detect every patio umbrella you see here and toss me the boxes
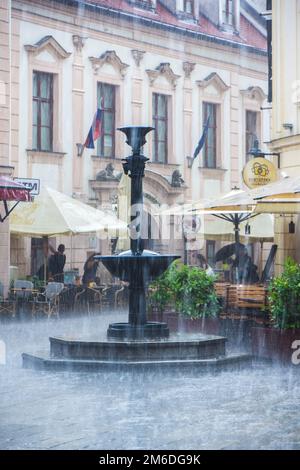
[0,176,32,222]
[10,186,127,236]
[252,175,300,214]
[202,213,274,243]
[10,187,127,284]
[187,188,260,282]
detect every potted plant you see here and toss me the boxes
[252,258,300,363]
[147,262,177,329]
[148,261,220,334]
[171,262,220,333]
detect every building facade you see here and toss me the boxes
[0,0,268,290]
[267,0,300,272]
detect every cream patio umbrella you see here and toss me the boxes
[252,175,300,214]
[202,214,274,243]
[10,187,128,283]
[185,188,269,281]
[10,186,127,236]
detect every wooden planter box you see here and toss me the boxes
[178,315,220,335]
[148,308,179,333]
[251,327,300,364]
[148,309,220,335]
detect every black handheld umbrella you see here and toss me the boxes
[215,242,246,263]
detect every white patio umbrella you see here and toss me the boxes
[252,175,300,214]
[10,186,127,236]
[9,187,128,283]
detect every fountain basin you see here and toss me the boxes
[96,250,180,285]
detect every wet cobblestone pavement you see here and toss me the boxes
[0,311,300,450]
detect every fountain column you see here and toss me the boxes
[96,126,180,340]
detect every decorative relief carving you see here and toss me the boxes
[131,49,145,67]
[89,51,129,77]
[183,61,195,79]
[197,72,230,92]
[72,35,86,53]
[146,63,180,89]
[25,35,71,59]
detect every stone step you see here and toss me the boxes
[22,351,253,373]
[49,334,227,361]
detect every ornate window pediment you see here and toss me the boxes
[240,86,267,102]
[24,36,71,60]
[146,63,180,89]
[89,51,129,77]
[197,72,230,94]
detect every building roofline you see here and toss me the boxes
[50,0,267,57]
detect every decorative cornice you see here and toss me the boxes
[183,61,195,79]
[131,49,145,67]
[72,35,86,53]
[197,72,230,92]
[24,35,71,59]
[240,86,267,101]
[89,51,129,77]
[146,63,181,89]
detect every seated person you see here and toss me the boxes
[82,253,101,287]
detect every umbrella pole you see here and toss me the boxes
[70,234,73,269]
[260,239,264,278]
[234,214,240,283]
[43,236,48,286]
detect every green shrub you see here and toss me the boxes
[268,258,300,329]
[149,261,219,319]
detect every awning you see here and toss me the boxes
[0,176,31,202]
[0,176,32,222]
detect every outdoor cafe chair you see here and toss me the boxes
[32,282,64,318]
[11,280,35,317]
[74,285,104,316]
[0,282,16,318]
[12,280,34,299]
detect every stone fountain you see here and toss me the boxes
[22,126,252,372]
[97,126,179,340]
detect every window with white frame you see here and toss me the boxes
[184,0,194,15]
[222,0,234,26]
[32,71,53,152]
[152,93,168,163]
[202,102,218,169]
[245,110,259,162]
[97,82,116,158]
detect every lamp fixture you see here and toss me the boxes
[247,137,281,168]
[289,218,295,234]
[283,123,293,131]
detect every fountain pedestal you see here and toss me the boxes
[95,127,180,340]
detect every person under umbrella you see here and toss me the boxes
[48,244,66,283]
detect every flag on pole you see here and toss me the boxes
[84,108,103,149]
[192,115,210,161]
[78,108,103,156]
[188,115,210,167]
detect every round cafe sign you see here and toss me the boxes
[242,157,277,189]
